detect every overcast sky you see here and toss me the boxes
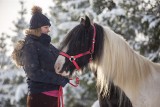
[0,0,54,35]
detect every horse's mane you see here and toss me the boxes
[94,26,153,96]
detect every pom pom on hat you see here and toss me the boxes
[29,6,51,29]
[31,6,42,15]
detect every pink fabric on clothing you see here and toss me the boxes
[42,90,59,97]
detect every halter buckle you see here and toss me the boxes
[89,49,93,54]
[92,39,95,43]
[69,56,76,62]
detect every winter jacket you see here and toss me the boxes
[21,34,69,94]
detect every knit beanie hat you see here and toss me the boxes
[29,6,51,29]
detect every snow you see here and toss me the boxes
[141,15,160,29]
[62,0,88,9]
[135,31,148,42]
[110,8,126,16]
[112,0,122,5]
[57,12,70,22]
[0,69,27,105]
[80,72,95,85]
[141,15,156,23]
[91,100,100,107]
[143,0,156,5]
[0,69,24,80]
[147,48,160,61]
[15,83,27,102]
[98,7,126,22]
[49,18,59,38]
[149,18,160,29]
[58,21,79,31]
[84,7,97,21]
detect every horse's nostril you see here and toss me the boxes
[57,66,60,70]
[55,63,61,71]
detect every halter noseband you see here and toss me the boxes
[60,24,96,71]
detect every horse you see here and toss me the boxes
[54,16,160,107]
[55,16,133,107]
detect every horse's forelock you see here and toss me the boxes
[59,24,83,50]
[61,24,93,52]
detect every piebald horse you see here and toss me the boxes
[54,16,160,107]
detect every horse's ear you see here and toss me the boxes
[80,18,85,25]
[84,15,91,28]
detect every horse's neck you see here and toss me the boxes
[114,62,160,107]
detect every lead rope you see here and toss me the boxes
[57,78,79,107]
[69,77,80,87]
[58,86,64,107]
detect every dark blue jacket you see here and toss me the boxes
[21,34,69,94]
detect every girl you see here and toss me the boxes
[12,6,69,107]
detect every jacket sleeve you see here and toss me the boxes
[22,43,69,87]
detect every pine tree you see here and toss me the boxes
[94,0,137,40]
[113,0,160,61]
[96,0,160,62]
[11,0,28,43]
[137,0,160,62]
[0,1,28,107]
[49,0,93,44]
[91,0,116,14]
[0,33,11,69]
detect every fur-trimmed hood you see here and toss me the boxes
[11,40,25,67]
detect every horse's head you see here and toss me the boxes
[54,16,104,77]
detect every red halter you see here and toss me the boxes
[57,24,96,107]
[59,24,96,71]
[58,25,96,107]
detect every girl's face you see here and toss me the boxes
[41,26,50,34]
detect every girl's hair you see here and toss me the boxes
[25,28,41,37]
[11,40,25,67]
